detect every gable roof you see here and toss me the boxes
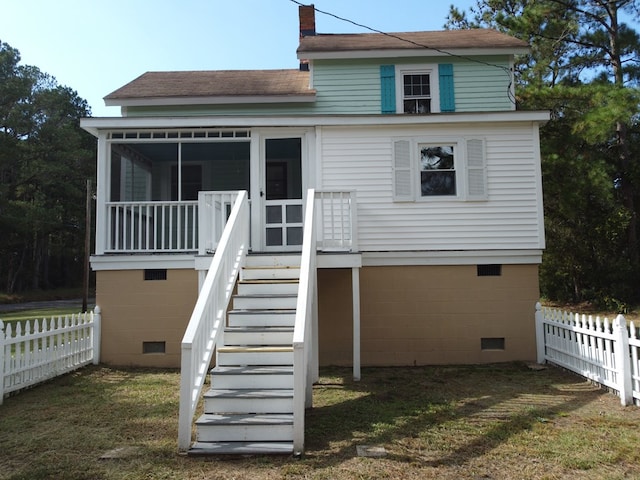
[104,69,314,106]
[297,29,529,58]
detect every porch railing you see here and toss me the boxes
[106,201,198,253]
[293,188,319,455]
[177,191,249,451]
[102,190,357,255]
[316,190,357,252]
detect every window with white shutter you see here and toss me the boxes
[392,137,488,202]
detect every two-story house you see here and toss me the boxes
[81,5,547,455]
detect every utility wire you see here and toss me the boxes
[290,0,517,105]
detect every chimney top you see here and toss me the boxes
[299,4,316,38]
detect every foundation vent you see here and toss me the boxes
[481,337,505,350]
[477,264,502,276]
[144,269,167,281]
[143,341,166,354]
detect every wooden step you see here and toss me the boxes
[217,346,294,366]
[237,280,299,296]
[195,413,294,442]
[241,266,300,281]
[210,366,293,389]
[244,255,301,268]
[227,309,295,328]
[232,294,297,310]
[188,441,294,456]
[203,388,294,414]
[224,326,293,346]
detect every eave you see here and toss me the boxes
[80,111,550,137]
[297,47,529,61]
[104,94,317,108]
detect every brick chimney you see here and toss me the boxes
[299,4,316,38]
[298,4,315,71]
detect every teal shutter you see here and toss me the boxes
[380,65,396,114]
[438,64,455,112]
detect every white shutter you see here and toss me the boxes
[393,140,413,201]
[466,138,488,201]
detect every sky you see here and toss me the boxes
[0,0,478,117]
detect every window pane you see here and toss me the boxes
[421,171,457,196]
[266,228,283,246]
[266,205,282,224]
[287,227,303,245]
[286,204,303,223]
[403,74,430,96]
[420,146,454,170]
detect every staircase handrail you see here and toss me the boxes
[178,190,249,452]
[292,188,318,456]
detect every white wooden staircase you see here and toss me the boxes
[188,254,301,456]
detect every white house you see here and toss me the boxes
[81,5,548,455]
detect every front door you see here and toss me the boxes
[262,137,303,252]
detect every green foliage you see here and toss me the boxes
[0,40,96,293]
[448,1,640,304]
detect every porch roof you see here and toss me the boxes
[297,29,530,59]
[104,69,315,106]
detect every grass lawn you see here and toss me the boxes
[0,307,91,325]
[1,363,639,480]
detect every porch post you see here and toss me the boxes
[94,133,109,255]
[352,266,361,381]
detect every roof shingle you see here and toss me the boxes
[105,69,313,101]
[297,29,528,54]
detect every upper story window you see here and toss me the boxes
[403,74,432,114]
[396,65,441,114]
[380,64,454,114]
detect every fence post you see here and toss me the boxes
[613,314,633,406]
[535,302,546,364]
[92,306,101,365]
[0,320,5,405]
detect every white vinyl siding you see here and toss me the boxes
[318,123,543,251]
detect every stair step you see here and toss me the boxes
[195,413,294,442]
[224,326,293,346]
[210,366,293,389]
[237,280,299,295]
[204,388,294,414]
[232,294,297,310]
[217,346,294,366]
[244,255,301,268]
[188,441,294,456]
[241,267,300,281]
[227,309,295,327]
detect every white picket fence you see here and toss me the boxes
[0,307,101,404]
[535,302,640,406]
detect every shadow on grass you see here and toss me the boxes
[304,363,606,468]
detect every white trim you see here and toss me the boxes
[352,266,361,382]
[81,111,549,136]
[361,250,543,266]
[532,122,546,249]
[105,94,317,108]
[90,254,196,270]
[317,253,362,268]
[298,48,528,60]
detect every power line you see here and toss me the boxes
[289,0,517,105]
